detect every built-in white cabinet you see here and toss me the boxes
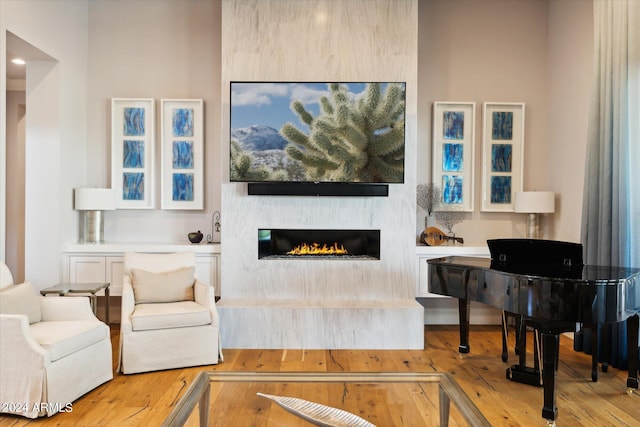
[415,245,490,297]
[63,243,221,296]
[67,255,124,295]
[416,245,500,325]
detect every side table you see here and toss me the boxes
[40,282,110,324]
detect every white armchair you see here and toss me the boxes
[118,251,222,374]
[0,278,113,418]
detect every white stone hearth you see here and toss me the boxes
[217,298,424,349]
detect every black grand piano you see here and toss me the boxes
[427,239,640,425]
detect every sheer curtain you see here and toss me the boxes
[579,0,640,368]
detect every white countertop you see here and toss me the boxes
[415,244,489,256]
[63,242,221,254]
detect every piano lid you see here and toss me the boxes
[429,256,640,283]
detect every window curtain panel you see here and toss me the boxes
[577,0,640,369]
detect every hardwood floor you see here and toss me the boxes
[1,325,639,426]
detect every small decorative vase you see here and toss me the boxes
[188,231,203,244]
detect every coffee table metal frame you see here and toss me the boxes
[161,371,490,427]
[40,282,110,324]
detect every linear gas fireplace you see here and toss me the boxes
[258,229,381,260]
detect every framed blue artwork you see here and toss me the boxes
[111,98,155,209]
[161,99,204,210]
[481,102,525,212]
[432,102,475,211]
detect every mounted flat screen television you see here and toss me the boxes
[230,82,406,195]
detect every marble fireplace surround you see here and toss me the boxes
[218,0,421,350]
[217,185,425,350]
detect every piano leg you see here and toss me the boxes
[591,324,600,382]
[541,332,560,423]
[501,311,508,362]
[458,298,470,353]
[626,314,639,392]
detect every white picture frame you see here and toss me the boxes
[432,102,476,212]
[160,99,204,210]
[481,102,525,212]
[111,98,155,209]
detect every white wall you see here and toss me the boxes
[546,0,593,242]
[1,0,88,289]
[419,0,549,243]
[418,0,592,245]
[5,90,25,282]
[87,0,222,243]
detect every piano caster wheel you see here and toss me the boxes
[627,387,634,395]
[545,419,556,427]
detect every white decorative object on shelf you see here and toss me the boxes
[514,191,555,239]
[257,392,375,427]
[74,188,115,243]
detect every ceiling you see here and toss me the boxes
[6,50,26,79]
[6,31,57,81]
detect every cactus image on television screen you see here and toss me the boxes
[230,82,406,183]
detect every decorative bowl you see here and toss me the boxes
[188,231,203,244]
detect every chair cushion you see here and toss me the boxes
[131,301,211,331]
[29,320,109,361]
[131,266,195,303]
[0,281,42,324]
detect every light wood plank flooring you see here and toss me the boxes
[1,325,639,426]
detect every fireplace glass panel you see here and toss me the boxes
[258,229,381,260]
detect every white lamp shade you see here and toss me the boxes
[74,188,116,211]
[514,191,555,213]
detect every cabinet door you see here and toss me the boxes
[195,254,219,296]
[106,256,124,296]
[417,256,447,298]
[69,256,107,283]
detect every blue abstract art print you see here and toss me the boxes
[123,108,145,136]
[490,176,511,203]
[492,111,513,140]
[491,144,512,172]
[442,175,463,204]
[482,103,523,211]
[172,173,194,201]
[122,172,145,201]
[112,99,155,209]
[123,140,144,168]
[172,141,194,169]
[173,108,194,137]
[443,143,464,172]
[443,111,464,140]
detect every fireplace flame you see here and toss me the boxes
[286,242,348,256]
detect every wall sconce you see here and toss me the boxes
[514,191,555,239]
[74,188,115,243]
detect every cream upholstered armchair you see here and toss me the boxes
[119,251,222,374]
[0,264,113,418]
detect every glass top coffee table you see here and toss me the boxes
[162,372,490,427]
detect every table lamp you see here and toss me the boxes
[74,188,115,243]
[514,191,555,239]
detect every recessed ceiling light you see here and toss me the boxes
[12,58,26,65]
